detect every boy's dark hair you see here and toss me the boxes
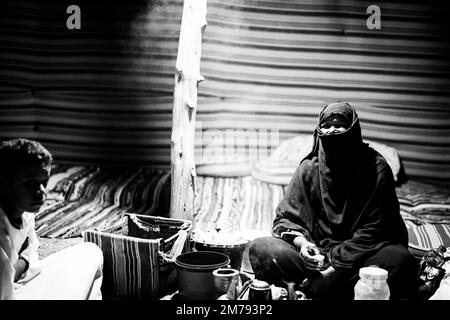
[0,138,53,176]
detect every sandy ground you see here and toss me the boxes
[38,237,84,259]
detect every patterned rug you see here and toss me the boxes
[35,165,283,239]
[193,176,284,235]
[36,165,450,253]
[36,165,171,238]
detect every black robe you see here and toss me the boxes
[272,102,408,270]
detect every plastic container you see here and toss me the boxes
[354,266,390,300]
[175,251,230,300]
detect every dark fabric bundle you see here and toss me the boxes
[272,102,408,270]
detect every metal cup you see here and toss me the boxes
[248,279,272,301]
[213,268,240,298]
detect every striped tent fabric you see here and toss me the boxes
[0,0,449,186]
[0,0,183,169]
[198,0,450,186]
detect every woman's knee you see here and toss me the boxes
[377,244,417,273]
[249,237,305,281]
[249,237,276,259]
[365,244,418,299]
[249,237,296,262]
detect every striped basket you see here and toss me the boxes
[83,214,192,300]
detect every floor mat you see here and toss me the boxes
[36,165,284,239]
[36,165,450,244]
[36,165,171,238]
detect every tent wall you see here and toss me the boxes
[1,0,449,185]
[199,0,450,185]
[0,0,183,167]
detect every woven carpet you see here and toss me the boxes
[36,165,171,238]
[36,165,284,239]
[36,166,449,247]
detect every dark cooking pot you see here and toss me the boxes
[175,251,230,300]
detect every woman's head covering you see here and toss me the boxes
[320,113,350,130]
[302,102,366,225]
[318,102,354,130]
[317,102,364,167]
[303,102,364,167]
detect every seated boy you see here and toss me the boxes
[0,138,103,300]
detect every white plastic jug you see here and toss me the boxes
[354,266,390,300]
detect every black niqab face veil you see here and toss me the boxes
[304,102,365,225]
[317,102,363,168]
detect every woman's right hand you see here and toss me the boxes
[296,238,323,271]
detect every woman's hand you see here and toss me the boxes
[294,236,324,271]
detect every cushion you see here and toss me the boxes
[397,181,450,224]
[404,220,450,257]
[365,140,402,182]
[251,135,403,185]
[196,162,252,177]
[251,135,313,185]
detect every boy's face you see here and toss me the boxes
[2,163,51,218]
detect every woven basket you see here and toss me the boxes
[83,213,191,300]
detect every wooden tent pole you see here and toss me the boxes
[170,0,207,220]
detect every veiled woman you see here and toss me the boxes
[249,102,418,300]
